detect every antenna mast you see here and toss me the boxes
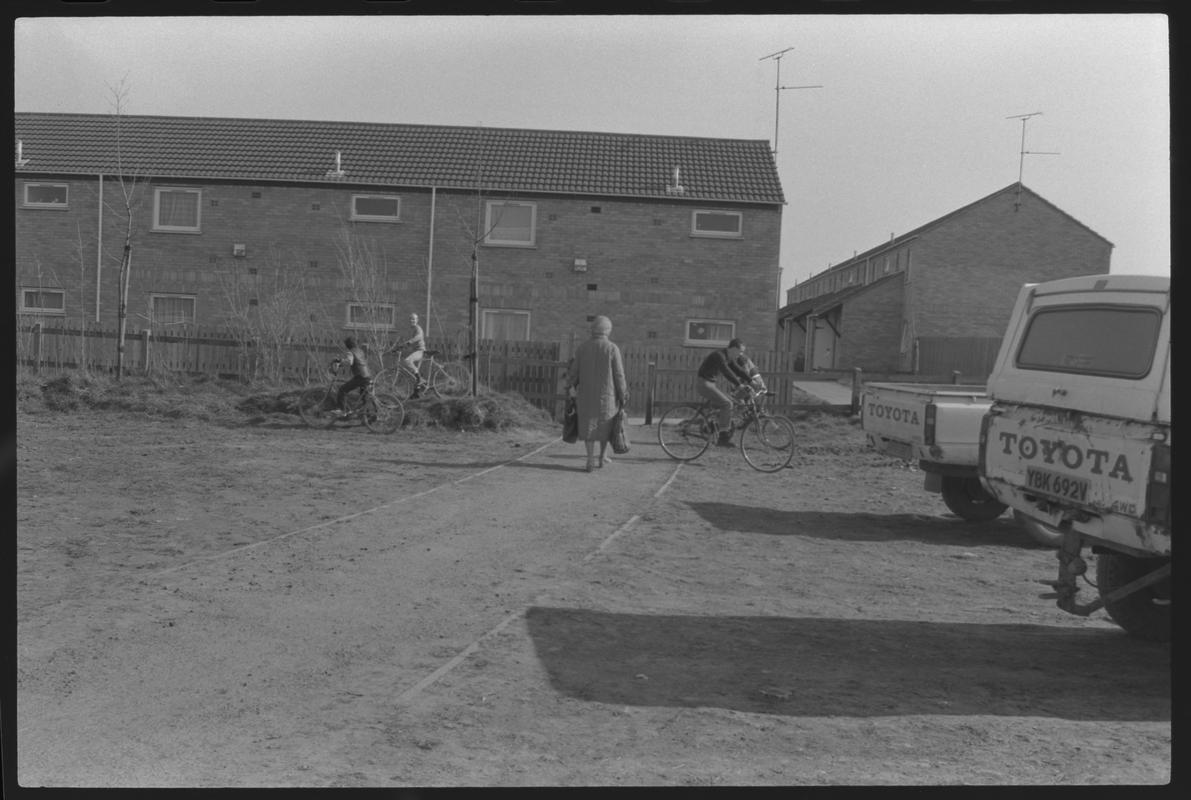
[760,47,822,156]
[1006,112,1060,206]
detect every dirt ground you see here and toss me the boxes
[14,403,1171,788]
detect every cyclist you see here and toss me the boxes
[392,312,427,397]
[696,337,753,447]
[330,336,372,417]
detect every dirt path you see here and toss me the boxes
[15,411,1170,787]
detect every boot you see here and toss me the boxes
[716,431,734,447]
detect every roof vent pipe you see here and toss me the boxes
[16,139,29,167]
[326,150,345,178]
[666,165,685,195]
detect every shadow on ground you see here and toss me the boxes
[526,606,1170,721]
[685,502,1049,548]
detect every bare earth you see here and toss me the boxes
[15,407,1171,787]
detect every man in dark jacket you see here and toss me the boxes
[696,338,752,446]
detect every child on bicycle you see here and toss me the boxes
[331,336,372,417]
[392,312,427,397]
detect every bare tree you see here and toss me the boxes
[106,78,145,380]
[217,248,327,384]
[333,223,403,376]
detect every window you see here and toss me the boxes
[153,187,202,232]
[351,194,401,222]
[482,309,531,341]
[345,302,396,330]
[20,287,65,315]
[685,319,735,347]
[484,201,536,246]
[150,294,196,327]
[23,182,68,208]
[1015,305,1162,379]
[691,210,742,238]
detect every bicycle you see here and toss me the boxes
[388,348,472,400]
[297,369,405,434]
[656,385,796,472]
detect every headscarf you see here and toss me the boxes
[590,315,612,336]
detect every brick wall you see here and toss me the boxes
[908,187,1112,339]
[836,274,905,371]
[16,178,781,353]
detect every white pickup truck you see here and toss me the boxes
[862,382,1062,545]
[979,274,1171,641]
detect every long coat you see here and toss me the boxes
[567,333,627,442]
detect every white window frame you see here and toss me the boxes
[19,287,66,315]
[149,293,197,327]
[345,302,396,331]
[684,318,736,348]
[22,182,69,209]
[481,308,531,341]
[350,194,401,222]
[152,187,202,233]
[691,209,743,239]
[483,200,537,247]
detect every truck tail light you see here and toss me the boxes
[924,402,937,446]
[1145,442,1171,527]
[978,412,992,467]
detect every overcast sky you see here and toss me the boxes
[14,14,1170,299]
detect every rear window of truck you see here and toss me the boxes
[1015,304,1162,379]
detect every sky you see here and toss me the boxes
[13,13,1171,301]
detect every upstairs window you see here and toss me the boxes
[153,187,202,232]
[685,319,735,347]
[351,194,401,222]
[150,294,196,327]
[346,302,396,331]
[20,287,66,315]
[691,210,742,238]
[484,201,536,246]
[23,182,69,208]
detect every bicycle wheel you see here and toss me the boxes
[298,386,337,428]
[389,369,420,400]
[362,392,404,434]
[739,415,795,472]
[434,362,471,395]
[657,404,712,461]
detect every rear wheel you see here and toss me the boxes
[298,386,336,428]
[1012,510,1064,547]
[363,392,404,434]
[657,405,712,461]
[739,415,795,472]
[390,369,420,400]
[940,475,1008,522]
[435,362,471,395]
[1097,552,1171,642]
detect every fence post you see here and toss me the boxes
[645,361,656,425]
[851,367,863,416]
[141,329,152,373]
[32,322,43,374]
[951,369,961,385]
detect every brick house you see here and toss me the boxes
[15,112,784,354]
[776,183,1113,375]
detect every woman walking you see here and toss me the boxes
[566,315,628,472]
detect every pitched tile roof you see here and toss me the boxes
[14,113,785,204]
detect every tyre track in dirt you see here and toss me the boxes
[17,420,682,787]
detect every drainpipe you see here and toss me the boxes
[426,187,436,338]
[96,173,103,322]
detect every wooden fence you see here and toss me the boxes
[19,320,988,421]
[915,336,1003,379]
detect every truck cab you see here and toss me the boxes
[979,274,1170,640]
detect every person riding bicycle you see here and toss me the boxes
[696,338,753,447]
[330,336,372,417]
[392,312,427,398]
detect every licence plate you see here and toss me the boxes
[1026,467,1089,503]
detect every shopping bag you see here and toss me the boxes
[610,408,630,455]
[562,397,579,443]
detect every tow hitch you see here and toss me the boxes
[1040,532,1172,616]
